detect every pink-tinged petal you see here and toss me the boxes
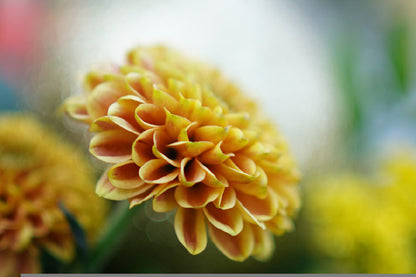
[174,207,207,255]
[213,187,236,209]
[220,127,249,153]
[152,87,178,112]
[87,81,128,119]
[96,172,154,200]
[139,159,179,184]
[153,182,179,213]
[224,112,250,129]
[62,95,91,123]
[125,72,154,101]
[128,186,159,208]
[196,161,228,188]
[132,137,155,167]
[198,142,234,165]
[208,222,255,262]
[252,226,275,261]
[89,129,136,163]
[108,160,144,189]
[193,125,227,145]
[236,189,278,221]
[175,183,222,208]
[152,130,180,167]
[108,95,144,129]
[203,203,243,236]
[236,201,266,230]
[168,141,214,158]
[135,103,166,129]
[179,158,206,187]
[165,110,191,138]
[265,215,294,235]
[232,167,268,198]
[90,116,139,135]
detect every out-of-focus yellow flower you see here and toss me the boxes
[63,46,300,261]
[0,114,107,276]
[305,153,416,273]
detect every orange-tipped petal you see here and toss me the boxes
[135,103,166,129]
[174,207,207,255]
[87,82,128,119]
[203,203,243,236]
[168,141,214,158]
[96,172,154,200]
[90,116,139,135]
[139,159,179,184]
[193,125,226,144]
[237,189,278,221]
[252,226,275,261]
[179,158,206,187]
[108,160,144,189]
[153,182,179,213]
[175,183,222,208]
[90,129,136,163]
[220,127,249,153]
[208,222,255,262]
[213,187,236,209]
[62,95,91,123]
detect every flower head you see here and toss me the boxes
[0,114,107,276]
[305,153,416,273]
[63,46,300,261]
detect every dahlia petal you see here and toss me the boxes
[203,203,243,236]
[193,125,227,144]
[224,112,250,128]
[153,182,179,213]
[107,95,144,128]
[108,160,144,189]
[237,188,278,221]
[168,141,214,157]
[165,110,191,138]
[128,186,159,208]
[132,137,155,167]
[135,103,166,129]
[198,142,234,165]
[236,201,266,229]
[241,142,271,160]
[221,127,249,153]
[139,159,179,184]
[152,87,178,112]
[265,215,294,235]
[208,222,255,262]
[175,183,222,208]
[252,226,275,261]
[212,160,257,183]
[125,72,153,100]
[272,185,301,214]
[166,78,184,99]
[152,130,180,167]
[184,84,202,101]
[90,129,136,163]
[177,97,202,119]
[62,95,91,123]
[201,87,223,109]
[90,116,139,135]
[87,81,128,119]
[213,186,236,209]
[232,167,268,198]
[96,172,154,200]
[196,160,229,187]
[174,207,207,255]
[179,158,206,187]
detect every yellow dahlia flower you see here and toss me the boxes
[306,153,416,273]
[63,46,300,261]
[0,114,107,276]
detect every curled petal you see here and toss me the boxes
[108,160,144,189]
[224,112,250,129]
[90,116,139,135]
[193,125,227,145]
[197,161,228,188]
[198,143,234,165]
[87,81,128,119]
[152,130,180,167]
[139,159,179,184]
[174,207,207,255]
[237,189,278,221]
[179,158,206,187]
[165,110,191,138]
[168,141,213,158]
[135,103,166,129]
[129,186,159,208]
[252,226,275,261]
[232,166,268,198]
[213,187,236,209]
[108,95,144,129]
[236,201,266,230]
[182,83,202,101]
[96,172,154,200]
[125,72,153,100]
[62,96,91,123]
[203,203,243,236]
[152,87,178,112]
[212,158,258,183]
[90,129,137,163]
[175,183,222,208]
[153,182,179,213]
[221,127,248,153]
[132,137,155,167]
[208,222,255,262]
[265,215,295,235]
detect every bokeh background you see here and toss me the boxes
[1,0,415,273]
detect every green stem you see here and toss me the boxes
[87,201,138,272]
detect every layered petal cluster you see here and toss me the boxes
[306,153,416,273]
[63,46,300,261]
[0,114,107,276]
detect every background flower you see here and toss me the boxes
[0,114,107,276]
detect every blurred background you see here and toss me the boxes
[1,0,415,273]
